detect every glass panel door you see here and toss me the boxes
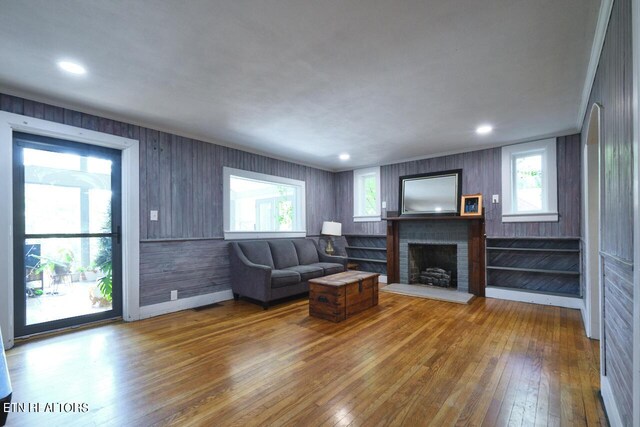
[13,132,122,337]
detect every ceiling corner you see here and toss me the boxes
[576,0,614,131]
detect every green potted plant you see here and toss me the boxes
[93,205,113,302]
[33,248,75,291]
[75,266,87,281]
[97,262,113,303]
[54,248,75,275]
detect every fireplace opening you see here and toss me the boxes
[408,244,457,288]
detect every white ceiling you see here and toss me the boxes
[0,0,600,170]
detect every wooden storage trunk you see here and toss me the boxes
[309,271,379,322]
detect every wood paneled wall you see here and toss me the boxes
[138,129,335,239]
[0,93,336,306]
[140,239,230,306]
[335,134,581,238]
[580,0,634,424]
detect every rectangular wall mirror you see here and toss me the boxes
[399,169,462,215]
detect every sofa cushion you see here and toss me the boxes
[284,264,324,281]
[237,241,275,268]
[271,269,301,288]
[293,239,320,265]
[310,262,344,276]
[268,240,299,269]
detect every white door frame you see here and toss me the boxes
[583,103,602,340]
[0,111,140,350]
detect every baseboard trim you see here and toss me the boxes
[139,289,234,319]
[485,287,583,309]
[580,300,590,337]
[601,376,624,427]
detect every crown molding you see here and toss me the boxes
[576,0,614,130]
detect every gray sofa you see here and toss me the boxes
[229,239,347,309]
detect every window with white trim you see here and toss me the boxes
[223,167,306,239]
[353,166,381,222]
[501,138,558,222]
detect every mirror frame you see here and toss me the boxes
[398,169,463,216]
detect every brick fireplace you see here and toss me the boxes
[386,215,485,296]
[399,221,469,293]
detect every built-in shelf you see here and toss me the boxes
[486,247,580,253]
[345,246,387,251]
[486,237,581,297]
[485,285,583,299]
[486,266,580,275]
[343,235,387,274]
[347,257,387,264]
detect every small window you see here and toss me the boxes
[223,167,306,239]
[513,152,544,212]
[501,138,558,222]
[353,166,381,222]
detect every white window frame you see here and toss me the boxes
[501,138,558,222]
[353,166,381,222]
[223,167,306,239]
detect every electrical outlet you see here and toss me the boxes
[382,201,387,209]
[492,194,500,204]
[170,290,178,301]
[150,210,159,221]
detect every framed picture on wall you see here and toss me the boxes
[461,194,482,216]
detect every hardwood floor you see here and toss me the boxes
[5,293,606,426]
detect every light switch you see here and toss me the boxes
[492,195,500,204]
[150,210,159,221]
[382,201,387,209]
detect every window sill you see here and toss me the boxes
[353,216,381,223]
[502,212,559,223]
[224,231,307,240]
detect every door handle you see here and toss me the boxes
[109,226,121,244]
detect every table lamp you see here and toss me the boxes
[0,328,11,426]
[321,221,342,255]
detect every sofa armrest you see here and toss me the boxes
[229,243,272,302]
[317,251,348,268]
[233,247,272,272]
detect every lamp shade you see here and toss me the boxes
[321,221,342,236]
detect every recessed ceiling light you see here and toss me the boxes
[339,153,350,161]
[57,61,86,75]
[476,124,493,135]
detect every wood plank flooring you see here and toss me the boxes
[5,293,606,426]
